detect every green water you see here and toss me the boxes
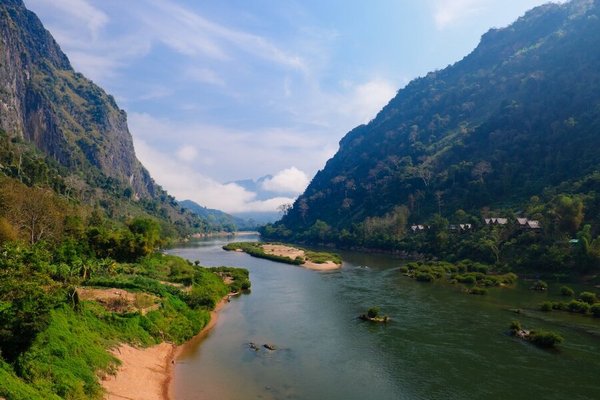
[169,236,600,400]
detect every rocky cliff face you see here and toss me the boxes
[0,0,154,198]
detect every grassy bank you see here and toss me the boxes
[0,247,249,400]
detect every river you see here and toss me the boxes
[168,235,600,400]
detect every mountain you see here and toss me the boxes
[0,0,218,234]
[0,0,154,197]
[273,0,600,245]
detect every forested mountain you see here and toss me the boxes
[0,0,222,235]
[270,0,600,256]
[180,199,260,231]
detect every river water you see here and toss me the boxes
[169,236,600,400]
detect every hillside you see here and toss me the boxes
[180,199,261,231]
[0,0,222,234]
[272,0,600,244]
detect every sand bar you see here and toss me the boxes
[261,244,341,270]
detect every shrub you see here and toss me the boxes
[578,291,597,305]
[567,300,590,314]
[531,280,548,291]
[455,274,476,285]
[367,307,380,319]
[399,266,409,274]
[540,302,553,312]
[529,330,564,348]
[591,304,600,318]
[509,320,522,333]
[469,287,487,295]
[415,271,435,282]
[500,273,518,284]
[560,286,574,296]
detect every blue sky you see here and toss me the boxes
[24,0,559,213]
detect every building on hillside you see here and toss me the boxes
[410,224,428,233]
[526,220,541,230]
[484,217,508,225]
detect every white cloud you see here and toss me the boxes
[128,112,337,183]
[261,167,310,194]
[26,0,108,38]
[133,138,296,213]
[176,145,198,162]
[145,0,306,70]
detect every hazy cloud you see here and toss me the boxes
[176,145,198,162]
[261,167,310,194]
[134,138,296,213]
[430,0,491,29]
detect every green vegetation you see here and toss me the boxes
[223,242,341,267]
[261,1,600,281]
[304,250,342,265]
[367,307,380,319]
[560,286,574,296]
[537,289,600,318]
[529,330,564,348]
[509,321,564,349]
[401,260,517,290]
[0,206,249,399]
[531,280,548,291]
[359,306,389,323]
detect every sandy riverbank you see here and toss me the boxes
[102,298,229,400]
[262,244,341,271]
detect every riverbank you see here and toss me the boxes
[102,298,230,400]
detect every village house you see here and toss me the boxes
[484,217,508,225]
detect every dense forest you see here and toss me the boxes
[264,0,600,275]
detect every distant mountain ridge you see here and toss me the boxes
[276,0,600,239]
[180,200,262,231]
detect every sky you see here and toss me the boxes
[24,0,560,214]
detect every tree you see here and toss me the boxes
[1,183,65,244]
[551,195,584,235]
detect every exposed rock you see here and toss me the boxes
[0,0,155,198]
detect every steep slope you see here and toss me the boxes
[279,0,600,236]
[0,0,235,234]
[0,0,152,197]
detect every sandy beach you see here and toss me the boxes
[102,298,229,400]
[102,342,175,400]
[262,244,342,270]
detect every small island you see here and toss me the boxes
[223,242,342,271]
[359,307,390,323]
[509,320,564,349]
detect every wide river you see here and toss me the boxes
[169,235,600,400]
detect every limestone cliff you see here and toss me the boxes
[0,0,154,198]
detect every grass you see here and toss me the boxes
[1,252,249,400]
